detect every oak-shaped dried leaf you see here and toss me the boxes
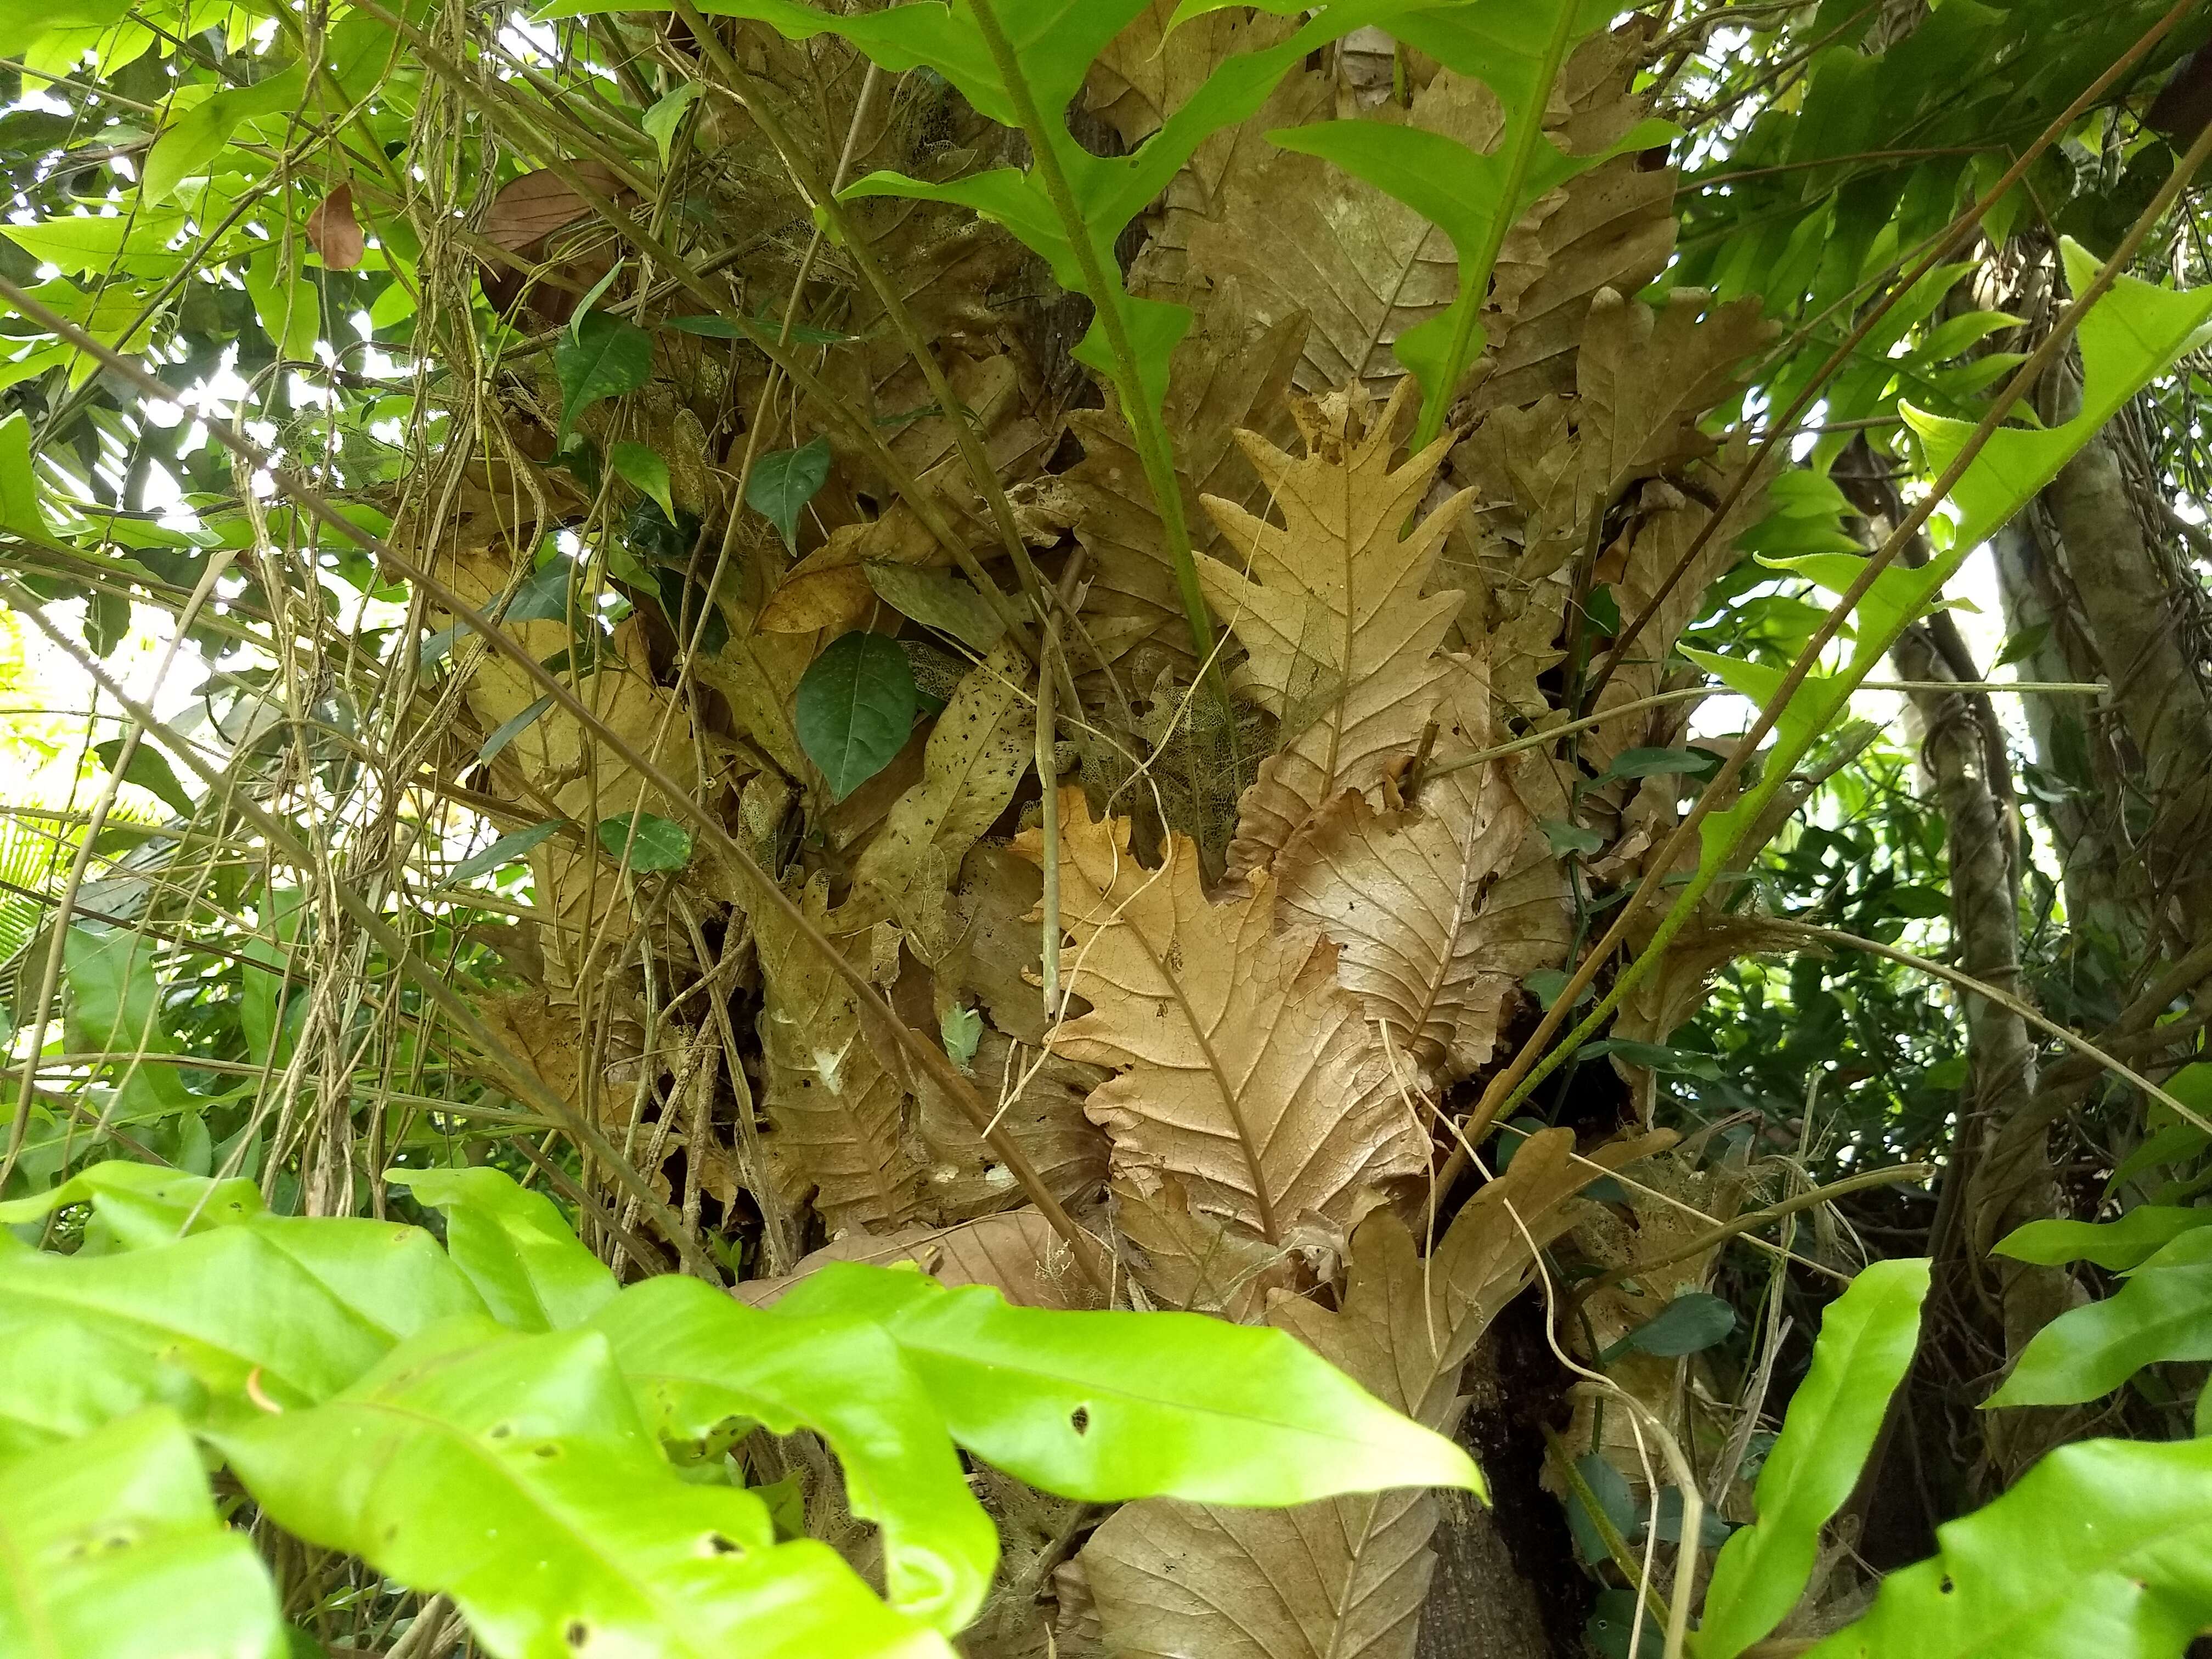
[1064,280,1307,659]
[853,643,1034,956]
[1576,286,1774,507]
[1180,70,1499,399]
[1199,379,1470,876]
[1080,1128,1669,1659]
[1014,789,1424,1246]
[753,874,922,1234]
[1274,668,1544,1091]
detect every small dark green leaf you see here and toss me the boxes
[665,312,855,347]
[795,631,918,802]
[504,561,574,626]
[475,695,554,766]
[555,310,652,439]
[1604,1291,1736,1361]
[1993,620,2050,669]
[447,820,565,885]
[1539,820,1603,856]
[747,436,833,552]
[1593,747,1723,788]
[596,812,693,874]
[93,738,195,818]
[1580,1038,1723,1081]
[1565,1451,1637,1564]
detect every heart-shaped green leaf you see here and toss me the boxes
[747,436,832,552]
[556,310,652,439]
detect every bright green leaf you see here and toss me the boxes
[1989,1263,2212,1408]
[219,1322,951,1659]
[1997,1208,2212,1271]
[777,1264,1485,1506]
[142,69,306,204]
[591,1276,997,1633]
[642,81,700,166]
[385,1166,616,1331]
[1805,1437,2212,1658]
[0,1408,285,1659]
[244,244,319,364]
[611,440,678,522]
[1696,1259,1931,1659]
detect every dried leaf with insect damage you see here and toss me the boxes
[1199,379,1469,877]
[1015,789,1424,1248]
[853,643,1034,957]
[753,875,921,1235]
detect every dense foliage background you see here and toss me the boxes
[7,0,2212,1654]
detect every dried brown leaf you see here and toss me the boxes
[1199,380,1469,876]
[737,1207,1105,1310]
[754,876,921,1234]
[483,160,628,253]
[1064,281,1307,661]
[1178,71,1498,398]
[1015,789,1424,1246]
[916,1026,1108,1225]
[306,182,365,270]
[853,642,1034,955]
[1274,669,1542,1091]
[1110,1171,1305,1321]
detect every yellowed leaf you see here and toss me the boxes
[1015,788,1425,1246]
[853,642,1034,955]
[757,540,877,635]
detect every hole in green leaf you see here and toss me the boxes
[704,1532,744,1556]
[565,1620,590,1648]
[1069,1404,1091,1436]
